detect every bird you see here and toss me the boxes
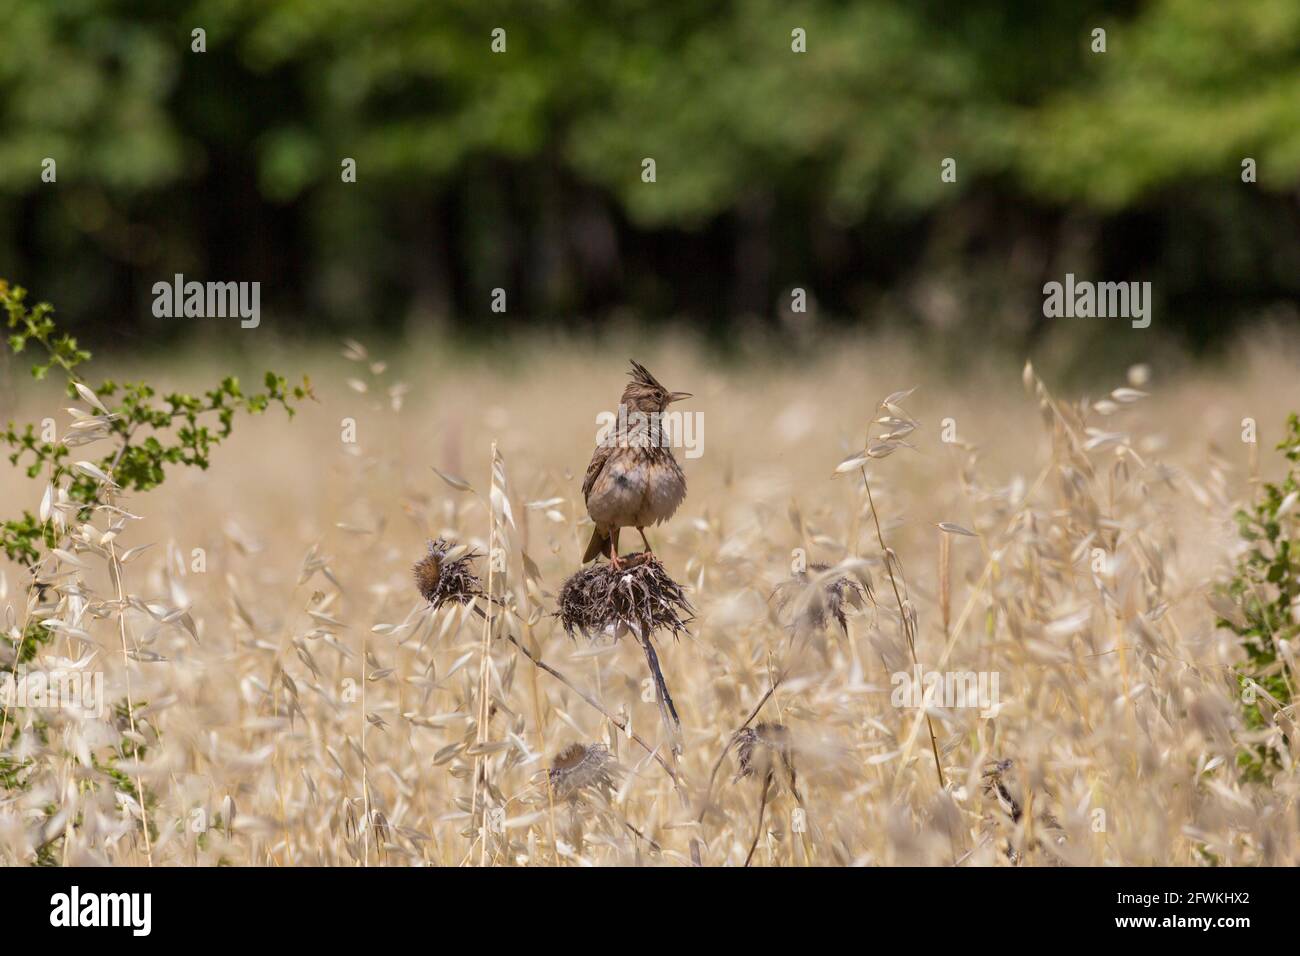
[582,361,691,569]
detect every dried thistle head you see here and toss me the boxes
[557,554,692,640]
[548,743,618,802]
[773,563,868,636]
[413,538,483,609]
[733,722,797,789]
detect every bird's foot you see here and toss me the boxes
[609,551,654,571]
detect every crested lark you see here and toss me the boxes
[582,361,691,568]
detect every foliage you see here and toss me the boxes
[1,1,1298,337]
[6,1,1297,212]
[1219,414,1300,778]
[1,279,312,650]
[1,281,308,861]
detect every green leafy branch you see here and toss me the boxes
[2,279,313,637]
[1218,413,1300,779]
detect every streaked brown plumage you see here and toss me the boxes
[582,361,690,568]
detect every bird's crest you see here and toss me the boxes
[628,360,665,392]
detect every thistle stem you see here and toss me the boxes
[467,600,684,792]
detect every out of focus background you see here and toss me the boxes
[4,2,1300,869]
[1,0,1298,363]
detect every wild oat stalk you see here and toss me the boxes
[842,388,947,791]
[471,443,512,865]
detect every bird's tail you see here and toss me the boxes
[582,527,609,563]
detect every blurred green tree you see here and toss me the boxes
[0,0,1296,345]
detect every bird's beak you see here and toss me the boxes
[668,391,693,404]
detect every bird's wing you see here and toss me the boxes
[582,443,614,505]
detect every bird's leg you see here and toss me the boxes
[637,527,653,555]
[609,527,623,570]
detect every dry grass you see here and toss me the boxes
[1,333,1299,866]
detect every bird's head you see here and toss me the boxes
[620,361,692,414]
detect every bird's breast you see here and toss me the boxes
[586,454,650,526]
[639,455,686,526]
